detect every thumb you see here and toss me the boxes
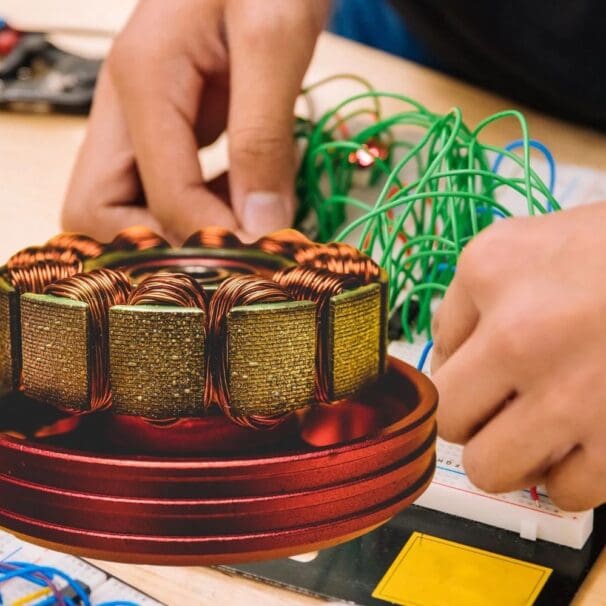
[226,0,328,238]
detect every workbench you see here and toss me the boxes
[0,3,605,603]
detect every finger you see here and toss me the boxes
[546,443,606,511]
[62,66,150,241]
[462,391,580,495]
[431,276,480,373]
[226,0,328,237]
[433,323,515,443]
[108,4,237,242]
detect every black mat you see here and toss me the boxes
[224,504,605,605]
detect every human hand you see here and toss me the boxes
[431,202,606,511]
[62,0,329,243]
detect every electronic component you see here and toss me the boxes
[0,530,164,605]
[0,31,100,113]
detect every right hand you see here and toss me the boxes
[62,0,329,244]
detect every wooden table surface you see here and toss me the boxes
[0,5,605,604]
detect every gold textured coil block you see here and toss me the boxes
[0,277,20,395]
[227,300,317,417]
[20,294,90,410]
[109,305,206,418]
[377,269,389,374]
[328,282,383,401]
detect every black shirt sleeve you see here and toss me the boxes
[390,0,606,130]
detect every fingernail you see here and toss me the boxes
[242,192,289,237]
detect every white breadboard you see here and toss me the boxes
[390,340,594,550]
[0,530,164,605]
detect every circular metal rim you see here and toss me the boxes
[0,433,435,535]
[0,410,435,498]
[3,447,435,536]
[0,358,437,564]
[0,463,434,565]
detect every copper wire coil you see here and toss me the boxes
[182,227,242,249]
[7,259,83,294]
[294,242,381,283]
[253,229,314,259]
[44,269,132,411]
[206,275,293,429]
[46,233,105,260]
[4,236,379,428]
[273,265,363,403]
[128,272,208,313]
[7,246,83,271]
[293,242,356,265]
[108,226,170,252]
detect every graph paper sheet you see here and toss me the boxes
[390,339,593,549]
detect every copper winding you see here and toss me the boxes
[294,242,381,283]
[206,274,292,429]
[3,231,380,428]
[183,227,242,249]
[128,272,208,313]
[108,226,170,252]
[7,246,82,272]
[6,259,83,294]
[44,268,132,411]
[46,233,105,259]
[273,265,363,402]
[253,229,314,259]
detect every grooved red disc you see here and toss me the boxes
[0,435,435,535]
[0,465,433,565]
[0,357,437,564]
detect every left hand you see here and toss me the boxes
[431,201,606,511]
[62,0,329,244]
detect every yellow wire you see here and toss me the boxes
[11,587,51,606]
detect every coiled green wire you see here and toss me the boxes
[295,82,559,342]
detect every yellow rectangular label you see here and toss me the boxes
[373,532,551,606]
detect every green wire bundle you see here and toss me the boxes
[295,77,560,342]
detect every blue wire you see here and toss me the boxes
[435,262,456,273]
[475,206,507,220]
[417,340,433,371]
[11,563,89,605]
[37,599,76,606]
[491,138,556,210]
[0,564,52,583]
[36,598,76,606]
[0,562,143,606]
[0,564,49,589]
[0,562,90,606]
[0,566,56,605]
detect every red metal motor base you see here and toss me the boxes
[0,357,437,565]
